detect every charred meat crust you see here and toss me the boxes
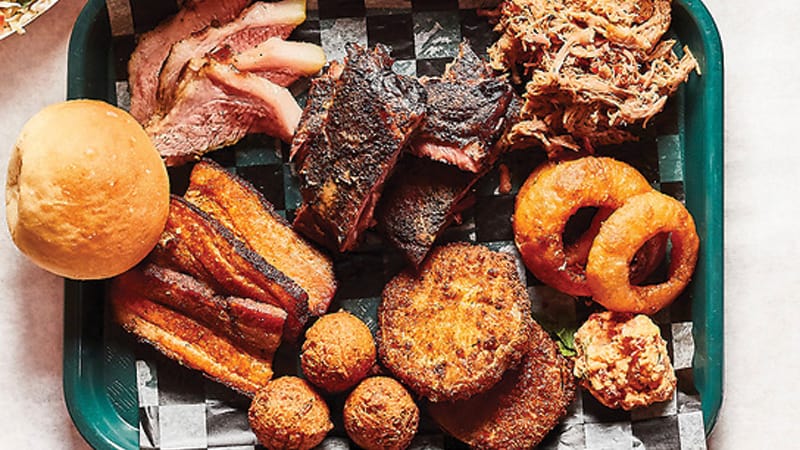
[378,243,532,402]
[184,159,337,316]
[291,44,427,252]
[112,264,286,357]
[410,42,515,173]
[111,292,275,396]
[149,195,310,340]
[429,321,577,450]
[376,157,480,267]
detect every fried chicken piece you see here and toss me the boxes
[574,311,676,410]
[379,243,532,402]
[429,321,576,450]
[344,377,419,450]
[248,377,333,450]
[301,311,376,393]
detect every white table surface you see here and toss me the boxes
[0,0,797,448]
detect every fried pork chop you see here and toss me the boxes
[378,243,532,402]
[291,44,427,252]
[429,320,577,450]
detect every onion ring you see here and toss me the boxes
[586,191,699,314]
[565,208,668,285]
[513,157,655,296]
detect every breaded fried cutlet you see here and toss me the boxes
[429,321,577,450]
[378,243,532,402]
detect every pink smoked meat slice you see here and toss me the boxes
[128,0,251,124]
[157,0,307,112]
[146,61,302,166]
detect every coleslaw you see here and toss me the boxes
[0,0,59,37]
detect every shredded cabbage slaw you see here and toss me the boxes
[0,0,59,38]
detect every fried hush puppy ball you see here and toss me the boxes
[574,312,676,410]
[344,377,420,450]
[301,311,377,393]
[248,377,333,450]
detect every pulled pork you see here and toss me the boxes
[487,0,699,157]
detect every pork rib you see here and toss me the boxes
[146,61,301,166]
[112,264,286,357]
[376,156,479,267]
[291,44,427,252]
[128,0,251,123]
[410,41,515,173]
[157,0,307,111]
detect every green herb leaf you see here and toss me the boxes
[554,327,577,357]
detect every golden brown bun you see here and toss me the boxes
[5,100,170,280]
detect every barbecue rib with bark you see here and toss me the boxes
[291,44,427,252]
[112,292,275,396]
[128,0,251,123]
[184,159,337,316]
[410,41,515,173]
[376,156,479,267]
[146,61,301,166]
[112,264,286,358]
[149,195,309,340]
[157,0,307,111]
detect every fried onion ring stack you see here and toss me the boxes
[514,156,698,314]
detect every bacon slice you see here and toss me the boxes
[112,292,274,396]
[128,0,251,123]
[112,264,286,356]
[184,159,337,316]
[150,196,309,340]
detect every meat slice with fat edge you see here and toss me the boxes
[157,0,307,111]
[146,61,301,166]
[291,44,427,252]
[128,0,251,123]
[211,37,326,88]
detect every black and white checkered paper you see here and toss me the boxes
[106,1,707,448]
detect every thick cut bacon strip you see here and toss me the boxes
[146,61,301,166]
[157,0,307,110]
[112,264,286,357]
[112,292,274,396]
[149,196,309,340]
[128,0,251,123]
[184,160,337,316]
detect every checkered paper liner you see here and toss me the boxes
[105,0,707,448]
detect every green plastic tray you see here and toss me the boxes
[63,0,724,448]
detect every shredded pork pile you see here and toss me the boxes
[487,0,699,156]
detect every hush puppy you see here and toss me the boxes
[248,377,333,450]
[344,377,420,450]
[301,311,376,393]
[574,311,677,410]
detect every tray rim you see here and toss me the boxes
[62,0,725,448]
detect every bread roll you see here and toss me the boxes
[5,100,170,280]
